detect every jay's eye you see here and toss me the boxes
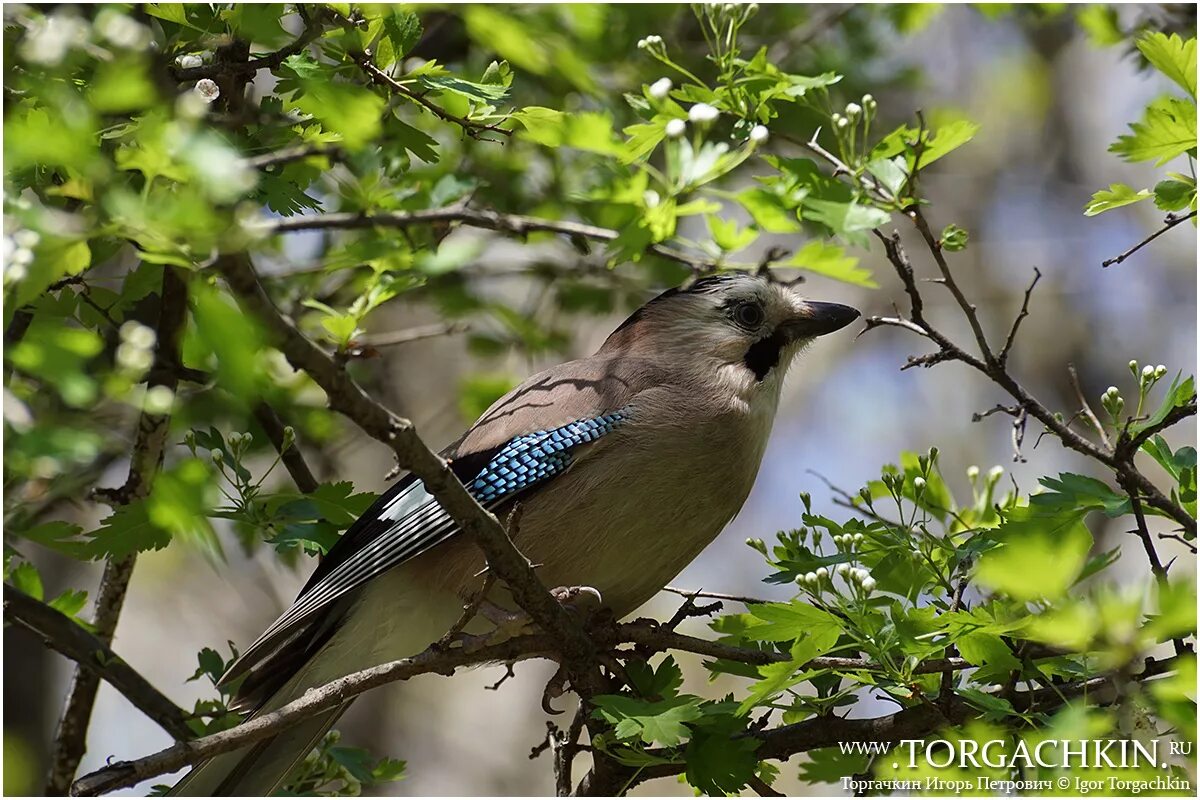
[732,301,765,328]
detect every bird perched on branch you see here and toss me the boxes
[172,272,858,795]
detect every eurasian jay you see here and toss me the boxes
[171,272,859,794]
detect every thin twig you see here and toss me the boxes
[1102,210,1197,268]
[1068,363,1112,450]
[998,267,1041,366]
[241,144,342,171]
[262,206,730,274]
[662,586,771,607]
[353,55,512,139]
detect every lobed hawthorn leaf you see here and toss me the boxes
[1136,32,1197,99]
[1084,183,1152,216]
[1109,96,1197,166]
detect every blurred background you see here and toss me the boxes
[5,3,1196,796]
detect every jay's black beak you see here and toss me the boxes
[782,301,861,340]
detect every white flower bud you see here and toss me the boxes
[836,116,849,128]
[116,343,153,373]
[194,78,220,103]
[1105,386,1119,398]
[643,190,661,208]
[862,93,875,106]
[836,563,851,577]
[120,321,156,349]
[815,567,828,580]
[803,571,818,586]
[860,577,877,593]
[175,54,203,69]
[11,247,34,266]
[913,477,927,491]
[12,230,40,249]
[1128,359,1139,371]
[831,113,842,124]
[988,465,1004,482]
[1142,365,1155,378]
[967,465,980,481]
[5,263,28,284]
[648,77,672,99]
[1155,365,1167,378]
[665,118,686,138]
[211,449,224,464]
[844,102,862,117]
[853,567,870,583]
[852,533,864,544]
[143,386,174,414]
[749,124,769,143]
[688,103,719,124]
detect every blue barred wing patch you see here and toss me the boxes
[227,407,634,682]
[469,408,632,501]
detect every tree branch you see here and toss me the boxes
[1102,210,1197,268]
[4,585,194,742]
[44,266,189,795]
[169,7,327,82]
[352,54,513,139]
[71,613,987,795]
[585,655,1181,795]
[262,206,731,274]
[252,403,320,494]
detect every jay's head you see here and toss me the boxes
[602,272,859,388]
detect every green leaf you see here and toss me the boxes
[786,241,876,287]
[1133,373,1195,437]
[940,223,969,251]
[192,282,267,401]
[1153,178,1196,211]
[512,107,623,156]
[375,10,423,70]
[1110,97,1197,166]
[919,119,981,166]
[8,562,44,601]
[288,70,384,151]
[973,505,1094,601]
[684,714,760,795]
[1084,183,1152,216]
[7,321,102,408]
[48,589,89,619]
[1136,32,1196,99]
[418,75,510,104]
[592,695,704,747]
[744,601,843,645]
[705,215,757,252]
[81,502,171,560]
[737,187,801,233]
[955,632,1020,673]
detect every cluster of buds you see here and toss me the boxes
[836,564,877,594]
[3,229,39,284]
[1101,385,1124,418]
[798,567,829,588]
[1129,359,1168,387]
[832,532,864,550]
[226,431,255,455]
[636,34,665,57]
[116,321,156,375]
